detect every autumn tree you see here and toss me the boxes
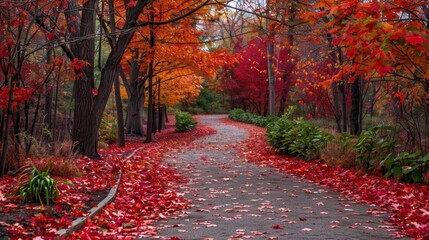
[305,0,429,147]
[22,0,213,157]
[221,37,295,115]
[214,0,315,116]
[116,1,230,141]
[0,1,66,176]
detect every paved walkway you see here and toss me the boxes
[153,115,399,239]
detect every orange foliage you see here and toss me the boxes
[117,1,233,107]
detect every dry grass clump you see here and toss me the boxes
[13,140,81,178]
[30,140,82,178]
[1,132,81,177]
[30,156,82,178]
[52,140,76,158]
[0,137,27,174]
[320,141,359,169]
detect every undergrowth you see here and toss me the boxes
[229,108,429,184]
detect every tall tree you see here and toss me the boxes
[0,2,53,176]
[28,0,211,157]
[221,37,294,114]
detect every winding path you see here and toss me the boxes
[152,115,399,239]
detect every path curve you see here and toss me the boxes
[153,115,399,239]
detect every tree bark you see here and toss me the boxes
[44,47,53,142]
[68,0,151,157]
[68,0,97,157]
[0,84,14,177]
[114,72,125,147]
[339,81,348,132]
[369,82,377,117]
[126,91,145,136]
[350,76,362,135]
[265,0,275,116]
[278,1,296,116]
[146,8,155,142]
[164,105,169,123]
[266,40,275,116]
[424,83,429,153]
[331,82,342,132]
[125,49,146,136]
[146,62,154,142]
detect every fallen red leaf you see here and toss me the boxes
[272,224,284,229]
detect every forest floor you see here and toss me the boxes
[0,115,428,239]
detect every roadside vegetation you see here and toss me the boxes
[229,108,429,185]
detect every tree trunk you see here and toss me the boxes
[114,72,125,147]
[163,105,169,123]
[68,0,150,157]
[125,48,146,136]
[126,76,146,137]
[0,81,14,177]
[278,1,296,116]
[157,79,162,132]
[44,14,58,145]
[331,82,342,132]
[160,105,167,129]
[27,94,41,156]
[126,92,145,136]
[146,9,155,142]
[266,40,275,116]
[424,83,429,153]
[68,0,97,157]
[52,74,60,151]
[44,56,53,143]
[152,109,158,134]
[350,76,362,135]
[72,79,98,157]
[146,65,154,142]
[369,82,377,117]
[339,81,348,132]
[278,70,292,116]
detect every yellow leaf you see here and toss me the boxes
[380,22,393,32]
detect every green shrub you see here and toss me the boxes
[276,120,333,160]
[175,111,197,132]
[354,126,396,171]
[251,114,278,127]
[266,114,297,153]
[17,162,62,206]
[263,115,280,127]
[231,108,428,183]
[291,122,333,159]
[229,109,245,120]
[266,106,333,160]
[229,109,278,127]
[352,126,429,183]
[379,151,429,183]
